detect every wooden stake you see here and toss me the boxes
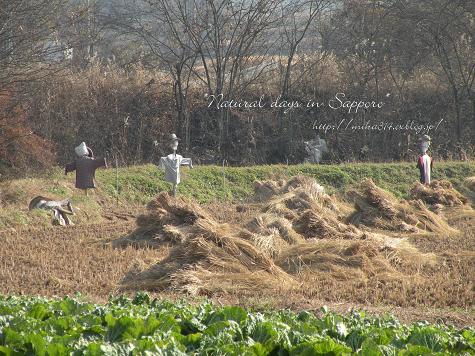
[116,155,119,205]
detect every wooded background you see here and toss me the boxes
[1,0,474,175]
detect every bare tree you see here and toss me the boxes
[396,0,475,143]
[275,0,331,159]
[112,0,200,150]
[0,0,83,90]
[116,0,283,157]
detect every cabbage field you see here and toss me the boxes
[0,294,473,355]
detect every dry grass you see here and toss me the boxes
[118,192,294,294]
[410,180,469,206]
[254,175,360,241]
[112,176,474,312]
[0,175,473,325]
[276,240,395,276]
[0,220,160,301]
[113,192,213,248]
[465,176,475,192]
[347,179,458,235]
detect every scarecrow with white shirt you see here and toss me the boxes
[416,135,433,185]
[158,134,193,196]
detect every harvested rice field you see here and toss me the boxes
[0,163,474,328]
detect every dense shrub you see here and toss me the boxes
[0,91,54,177]
[22,56,475,167]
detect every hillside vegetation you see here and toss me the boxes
[1,161,475,228]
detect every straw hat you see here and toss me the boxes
[169,133,181,143]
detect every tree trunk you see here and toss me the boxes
[472,98,475,145]
[174,63,187,149]
[452,86,462,142]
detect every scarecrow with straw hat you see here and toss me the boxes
[65,142,107,196]
[158,133,193,196]
[416,135,433,185]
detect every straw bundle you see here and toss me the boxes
[121,219,294,294]
[410,180,469,206]
[118,175,464,296]
[347,179,457,235]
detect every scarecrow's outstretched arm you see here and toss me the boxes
[94,157,107,169]
[65,161,76,175]
[158,157,166,169]
[181,157,193,168]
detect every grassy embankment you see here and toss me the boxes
[1,161,475,228]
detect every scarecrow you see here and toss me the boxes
[29,196,75,226]
[158,133,193,196]
[65,142,107,195]
[304,135,328,164]
[416,135,433,185]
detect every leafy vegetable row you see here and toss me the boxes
[0,293,473,355]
